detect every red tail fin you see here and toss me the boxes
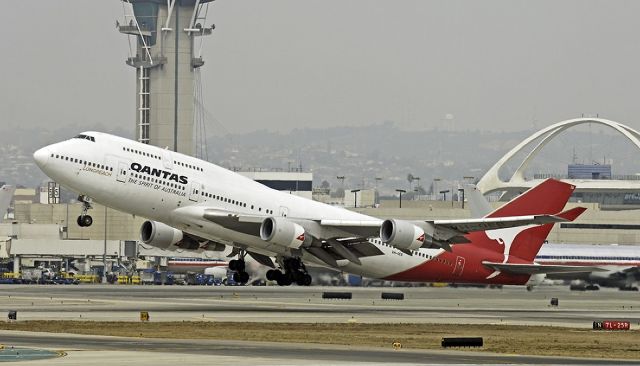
[486,179,576,218]
[470,179,583,262]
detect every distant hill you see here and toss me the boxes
[2,121,639,195]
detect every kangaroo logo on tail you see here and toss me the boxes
[484,225,533,279]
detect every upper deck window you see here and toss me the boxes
[74,134,95,142]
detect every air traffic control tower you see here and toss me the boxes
[118,0,214,156]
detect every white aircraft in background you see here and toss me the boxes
[465,184,639,288]
[166,257,228,273]
[34,132,590,286]
[536,243,640,288]
[0,185,16,223]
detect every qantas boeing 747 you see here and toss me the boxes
[34,132,592,286]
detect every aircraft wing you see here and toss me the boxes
[201,208,264,236]
[193,208,383,266]
[320,214,568,238]
[323,214,572,252]
[482,261,607,275]
[186,206,574,266]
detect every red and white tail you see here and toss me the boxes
[469,179,585,262]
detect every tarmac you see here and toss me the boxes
[0,284,638,365]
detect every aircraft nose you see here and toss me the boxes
[33,147,51,169]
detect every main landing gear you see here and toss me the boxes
[266,257,312,286]
[229,251,250,285]
[77,195,93,227]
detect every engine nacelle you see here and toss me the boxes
[140,220,183,250]
[260,217,309,249]
[380,219,424,251]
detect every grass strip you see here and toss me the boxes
[0,321,638,359]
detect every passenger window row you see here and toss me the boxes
[52,153,113,172]
[133,173,185,190]
[122,147,161,161]
[199,189,274,215]
[370,238,435,260]
[174,160,203,172]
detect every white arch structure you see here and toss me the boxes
[476,118,640,199]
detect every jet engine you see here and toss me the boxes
[380,219,424,251]
[140,220,184,250]
[260,217,311,249]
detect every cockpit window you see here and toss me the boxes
[74,134,95,142]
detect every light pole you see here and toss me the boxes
[351,189,360,208]
[374,177,382,190]
[439,189,450,201]
[103,205,107,284]
[396,189,406,208]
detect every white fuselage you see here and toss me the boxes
[34,132,441,279]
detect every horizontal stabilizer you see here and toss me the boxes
[432,214,569,235]
[482,261,606,275]
[555,206,587,221]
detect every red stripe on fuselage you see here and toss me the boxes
[384,244,530,285]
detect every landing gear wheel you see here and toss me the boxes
[77,215,93,227]
[235,260,245,272]
[229,259,246,272]
[276,273,292,286]
[279,257,312,286]
[295,273,312,286]
[233,271,249,284]
[266,269,280,281]
[76,195,94,227]
[301,274,312,286]
[229,259,238,271]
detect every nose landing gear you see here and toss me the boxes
[77,215,93,227]
[76,195,93,227]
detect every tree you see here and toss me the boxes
[414,185,427,195]
[407,173,415,190]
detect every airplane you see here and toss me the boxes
[0,184,16,223]
[33,132,591,287]
[536,243,640,288]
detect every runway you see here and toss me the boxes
[0,284,638,327]
[0,284,638,365]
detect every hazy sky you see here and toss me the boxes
[1,1,640,135]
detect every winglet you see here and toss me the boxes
[555,207,587,222]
